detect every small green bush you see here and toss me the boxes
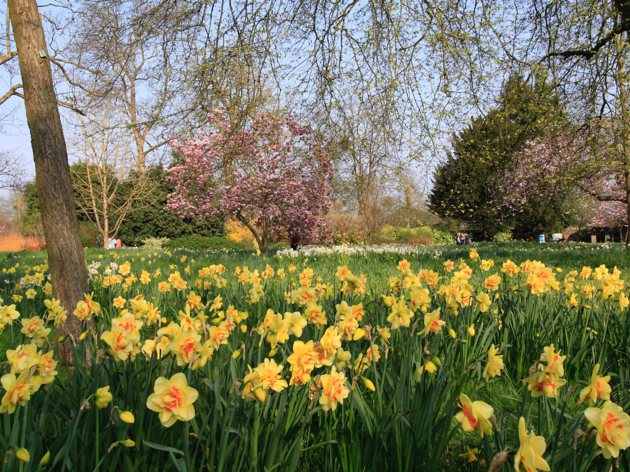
[164,235,245,250]
[493,231,514,243]
[142,237,170,249]
[379,225,433,242]
[431,228,454,245]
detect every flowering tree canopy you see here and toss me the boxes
[166,111,333,252]
[491,126,630,237]
[490,132,582,234]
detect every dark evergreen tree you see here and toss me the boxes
[429,75,564,240]
[116,165,225,247]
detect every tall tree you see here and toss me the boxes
[429,76,564,239]
[8,0,89,364]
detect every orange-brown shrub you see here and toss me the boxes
[0,233,46,252]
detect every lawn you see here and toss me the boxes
[0,241,629,471]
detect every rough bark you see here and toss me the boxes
[9,0,89,364]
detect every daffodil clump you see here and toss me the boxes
[1,248,630,470]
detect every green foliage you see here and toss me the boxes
[80,221,100,248]
[378,225,452,245]
[142,237,170,249]
[378,225,432,241]
[164,235,245,250]
[22,181,43,236]
[429,75,565,240]
[330,230,365,245]
[492,230,514,243]
[22,165,224,245]
[116,166,225,246]
[431,228,454,244]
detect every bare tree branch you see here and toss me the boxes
[0,83,22,106]
[0,50,17,66]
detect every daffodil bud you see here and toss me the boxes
[120,439,135,448]
[119,411,135,424]
[431,356,441,367]
[80,331,89,341]
[38,450,50,468]
[268,349,277,356]
[467,325,475,336]
[254,388,266,403]
[362,377,375,391]
[14,447,30,463]
[241,324,247,333]
[353,328,366,340]
[425,361,437,373]
[460,339,468,344]
[232,350,241,359]
[57,334,68,343]
[448,329,456,339]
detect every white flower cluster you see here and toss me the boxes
[87,261,101,278]
[103,262,119,276]
[275,244,443,259]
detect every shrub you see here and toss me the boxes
[330,230,365,245]
[225,219,254,243]
[0,234,45,252]
[431,228,454,245]
[379,225,433,242]
[493,231,514,243]
[79,222,99,248]
[142,237,170,249]
[116,165,225,247]
[164,235,245,251]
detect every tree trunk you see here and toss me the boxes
[103,217,109,249]
[236,213,269,253]
[9,0,89,364]
[260,220,269,254]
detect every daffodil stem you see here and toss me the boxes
[253,402,259,466]
[184,369,191,469]
[20,402,27,472]
[95,409,99,470]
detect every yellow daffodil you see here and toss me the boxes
[419,308,445,336]
[146,373,198,427]
[0,372,32,414]
[119,411,135,423]
[514,417,550,471]
[483,344,505,381]
[584,401,630,459]
[459,448,479,463]
[95,386,113,409]
[455,393,494,437]
[319,366,349,412]
[578,364,612,406]
[475,292,492,312]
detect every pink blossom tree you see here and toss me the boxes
[166,111,333,253]
[491,126,630,241]
[490,130,585,233]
